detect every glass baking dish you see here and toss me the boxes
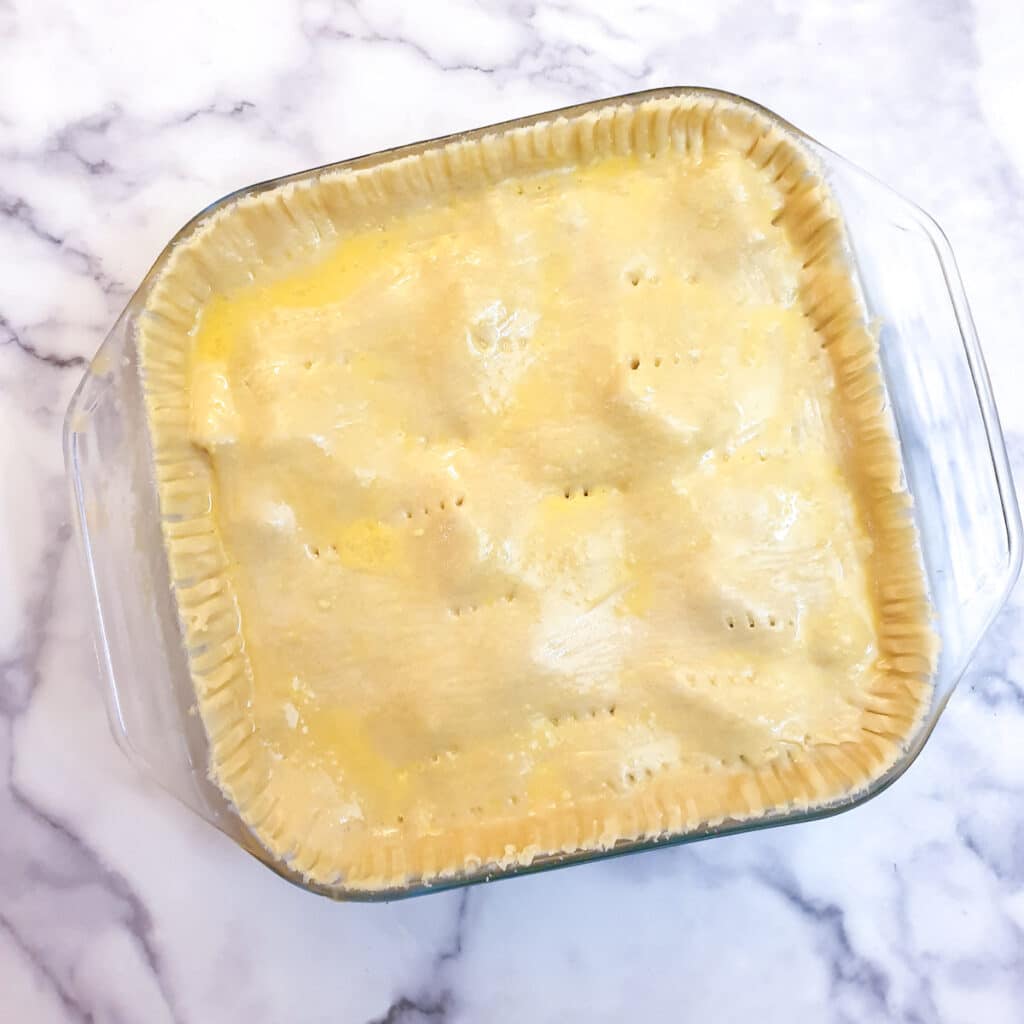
[63,87,1022,901]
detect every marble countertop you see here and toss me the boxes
[3,1,1024,1020]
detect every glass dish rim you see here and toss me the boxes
[63,85,1023,901]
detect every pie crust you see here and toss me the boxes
[139,94,936,891]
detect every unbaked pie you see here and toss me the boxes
[140,94,935,890]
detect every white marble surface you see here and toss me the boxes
[3,0,1024,1020]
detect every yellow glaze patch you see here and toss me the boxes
[331,519,401,573]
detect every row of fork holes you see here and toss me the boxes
[615,760,678,789]
[563,483,627,499]
[564,485,593,499]
[630,352,701,370]
[725,612,794,631]
[549,704,616,727]
[404,496,464,519]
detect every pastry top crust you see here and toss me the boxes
[139,95,935,892]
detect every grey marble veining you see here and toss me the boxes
[2,1,1023,1021]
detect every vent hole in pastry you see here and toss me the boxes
[747,613,756,629]
[404,510,413,519]
[726,615,735,629]
[396,815,405,824]
[564,487,571,499]
[630,357,640,370]
[455,496,464,506]
[583,487,590,497]
[303,359,314,370]
[308,545,320,559]
[608,704,616,717]
[768,615,778,628]
[653,356,662,368]
[628,271,640,287]
[626,772,637,785]
[439,500,446,510]
[508,794,520,806]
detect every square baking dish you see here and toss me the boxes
[64,87,1021,900]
